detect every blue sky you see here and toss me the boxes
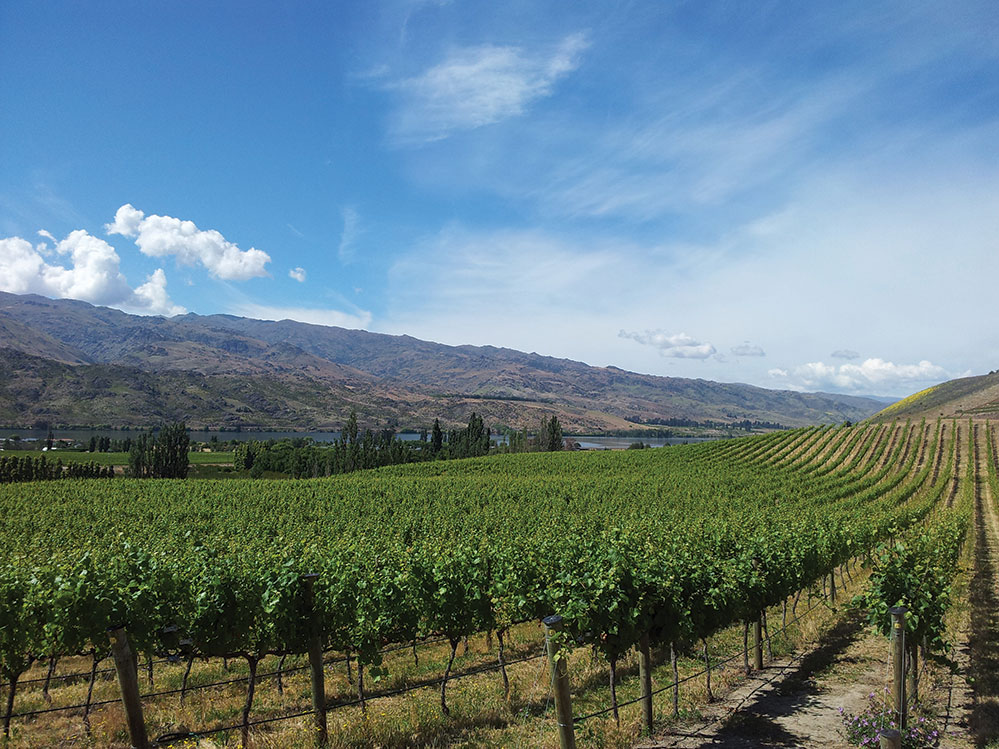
[1,1,997,396]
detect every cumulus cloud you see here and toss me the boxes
[107,204,270,280]
[106,203,144,237]
[831,349,861,359]
[132,269,186,316]
[732,343,766,357]
[289,267,307,283]
[618,330,717,359]
[770,358,948,393]
[0,231,184,316]
[388,32,589,143]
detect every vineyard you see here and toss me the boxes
[0,418,986,747]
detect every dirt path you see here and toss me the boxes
[636,610,890,748]
[639,421,987,749]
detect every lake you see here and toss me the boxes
[0,427,719,450]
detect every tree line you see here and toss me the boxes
[127,422,190,478]
[236,411,565,479]
[2,412,565,482]
[0,455,114,483]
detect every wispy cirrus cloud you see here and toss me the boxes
[385,32,589,143]
[338,207,362,263]
[230,302,372,330]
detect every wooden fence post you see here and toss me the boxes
[753,616,764,671]
[108,627,150,749]
[637,633,654,734]
[543,615,576,749]
[879,728,902,749]
[889,606,907,731]
[752,556,764,671]
[302,574,328,747]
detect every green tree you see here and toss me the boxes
[343,411,359,446]
[156,422,190,478]
[127,423,189,478]
[539,415,564,452]
[430,418,444,456]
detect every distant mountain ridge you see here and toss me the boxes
[0,292,886,431]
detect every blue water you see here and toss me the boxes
[0,427,717,450]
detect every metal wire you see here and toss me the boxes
[573,596,826,723]
[153,649,546,746]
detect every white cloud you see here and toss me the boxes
[618,330,717,359]
[388,32,588,143]
[0,231,184,316]
[289,267,307,283]
[338,207,361,263]
[107,204,270,280]
[106,203,144,237]
[388,225,630,315]
[380,149,999,387]
[768,368,789,378]
[732,343,766,357]
[132,269,186,316]
[231,303,372,330]
[831,349,860,359]
[772,358,949,393]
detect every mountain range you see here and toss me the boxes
[0,291,888,432]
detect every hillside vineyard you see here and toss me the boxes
[0,419,977,742]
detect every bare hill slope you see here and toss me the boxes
[0,292,886,431]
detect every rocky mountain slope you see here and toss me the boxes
[0,292,886,431]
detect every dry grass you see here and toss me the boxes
[3,577,860,749]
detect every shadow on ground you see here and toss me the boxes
[684,610,866,748]
[968,477,999,746]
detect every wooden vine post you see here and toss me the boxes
[879,728,902,749]
[753,615,764,671]
[889,606,907,731]
[752,556,764,671]
[637,633,654,734]
[302,573,328,747]
[543,615,576,749]
[107,626,150,749]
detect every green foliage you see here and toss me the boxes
[857,419,969,654]
[446,412,490,459]
[127,422,190,478]
[859,518,965,651]
[0,421,956,689]
[430,418,443,456]
[0,454,113,483]
[539,414,564,452]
